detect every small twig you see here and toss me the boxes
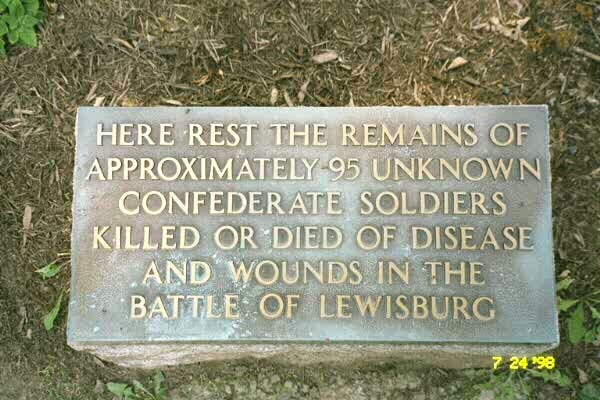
[528,76,556,101]
[495,0,503,22]
[573,46,600,63]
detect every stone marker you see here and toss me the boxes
[68,106,558,368]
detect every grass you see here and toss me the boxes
[1,0,599,398]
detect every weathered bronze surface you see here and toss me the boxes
[68,106,558,367]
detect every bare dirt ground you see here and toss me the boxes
[1,0,599,399]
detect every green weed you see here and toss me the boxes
[579,383,600,400]
[558,281,600,345]
[36,262,61,279]
[0,0,42,56]
[475,371,532,400]
[42,291,63,331]
[107,371,167,400]
[475,368,576,399]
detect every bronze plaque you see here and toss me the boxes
[68,106,558,363]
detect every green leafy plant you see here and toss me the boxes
[475,368,576,400]
[474,371,532,400]
[42,291,63,331]
[568,303,587,344]
[559,288,600,345]
[107,383,137,400]
[0,0,42,56]
[108,372,167,400]
[36,262,61,279]
[579,383,600,400]
[528,369,572,388]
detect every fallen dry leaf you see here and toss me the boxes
[85,82,98,102]
[23,206,33,231]
[162,99,183,106]
[47,2,58,14]
[577,367,589,384]
[270,87,279,105]
[112,36,134,50]
[558,269,571,278]
[22,205,33,249]
[476,17,530,45]
[93,96,105,107]
[194,74,211,87]
[312,50,338,64]
[121,97,139,107]
[297,80,309,103]
[447,57,468,71]
[283,90,294,107]
[159,16,180,33]
[576,3,594,22]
